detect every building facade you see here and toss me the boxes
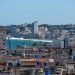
[0,28,6,49]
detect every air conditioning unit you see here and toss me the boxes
[38,68,43,72]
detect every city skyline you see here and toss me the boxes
[0,0,75,25]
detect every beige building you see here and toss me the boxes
[0,28,6,49]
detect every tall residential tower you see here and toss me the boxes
[33,21,38,34]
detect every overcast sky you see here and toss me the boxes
[0,0,75,25]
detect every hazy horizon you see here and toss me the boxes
[0,0,75,25]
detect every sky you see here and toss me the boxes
[0,0,75,25]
